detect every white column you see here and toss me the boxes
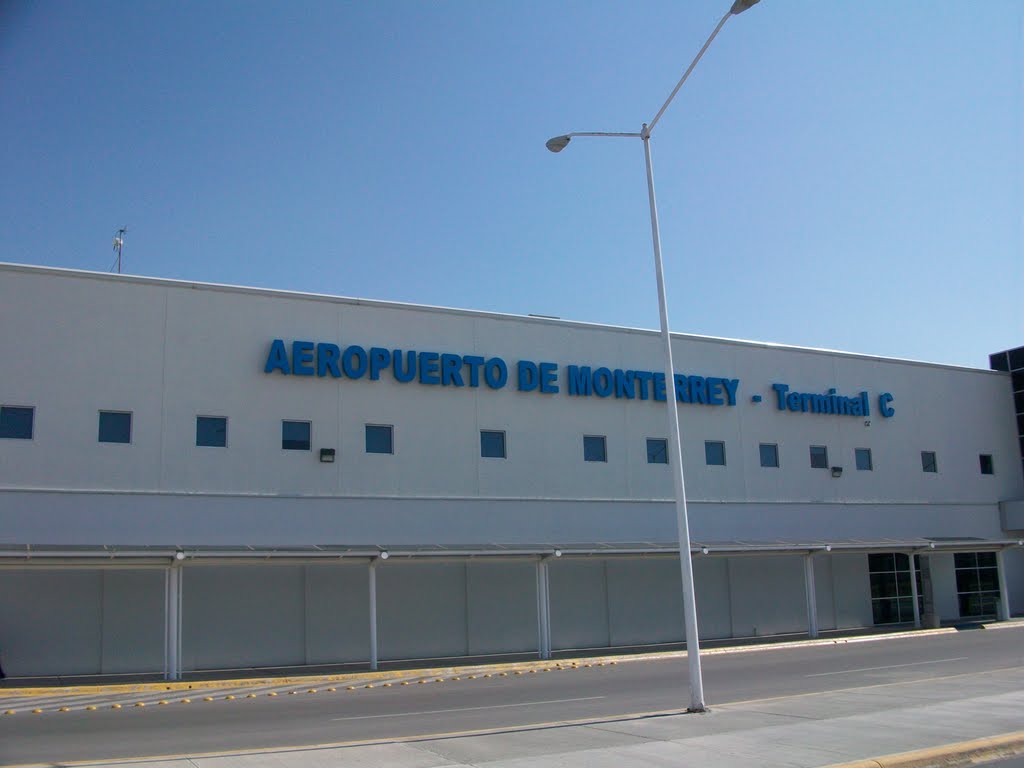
[908,553,922,629]
[369,559,379,671]
[165,566,182,681]
[996,549,1011,621]
[803,554,818,639]
[536,558,551,660]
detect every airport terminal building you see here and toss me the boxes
[1,262,1022,680]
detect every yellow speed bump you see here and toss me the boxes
[4,710,16,715]
[203,696,215,702]
[401,681,410,685]
[383,683,392,687]
[59,706,70,712]
[326,688,336,693]
[32,708,43,714]
[181,699,192,704]
[247,693,257,698]
[267,692,277,697]
[346,686,356,690]
[111,704,122,710]
[306,689,317,694]
[86,705,97,711]
[225,695,236,700]
[134,702,146,707]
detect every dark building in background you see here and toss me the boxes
[989,346,1024,479]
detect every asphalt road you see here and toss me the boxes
[2,628,1022,766]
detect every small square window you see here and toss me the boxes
[759,443,779,468]
[480,430,506,459]
[365,424,393,454]
[98,411,132,444]
[583,435,606,462]
[282,420,311,451]
[196,416,227,448]
[921,451,937,473]
[855,448,873,471]
[979,454,994,475]
[647,438,668,464]
[0,406,34,439]
[810,445,828,469]
[705,440,726,466]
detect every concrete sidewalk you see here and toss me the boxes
[44,663,1024,768]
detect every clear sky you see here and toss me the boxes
[1,0,1021,368]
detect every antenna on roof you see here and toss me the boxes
[111,227,127,274]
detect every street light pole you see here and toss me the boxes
[545,0,760,713]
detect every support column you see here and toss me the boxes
[996,549,1011,621]
[908,553,922,629]
[536,558,551,660]
[803,554,818,639]
[369,559,379,671]
[164,566,182,681]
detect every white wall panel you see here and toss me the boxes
[728,556,807,637]
[100,570,164,673]
[0,570,102,676]
[693,557,732,639]
[549,559,609,651]
[182,565,305,671]
[466,561,537,655]
[304,564,370,665]
[376,562,467,660]
[830,554,873,629]
[606,557,683,646]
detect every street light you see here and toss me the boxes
[545,0,759,713]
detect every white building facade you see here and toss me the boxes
[1,262,1022,680]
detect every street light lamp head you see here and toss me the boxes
[730,0,760,14]
[545,135,571,153]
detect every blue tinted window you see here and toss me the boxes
[921,451,937,473]
[98,411,132,444]
[759,443,778,468]
[196,416,227,448]
[705,440,726,466]
[282,420,311,451]
[365,424,393,454]
[810,445,828,469]
[0,406,33,439]
[646,438,667,464]
[855,448,873,471]
[480,430,506,458]
[583,435,606,462]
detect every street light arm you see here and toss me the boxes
[546,131,643,153]
[646,9,732,136]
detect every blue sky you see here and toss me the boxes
[1,0,1020,368]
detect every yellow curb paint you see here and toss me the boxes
[819,730,1024,768]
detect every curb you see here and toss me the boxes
[0,624,991,699]
[822,730,1024,768]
